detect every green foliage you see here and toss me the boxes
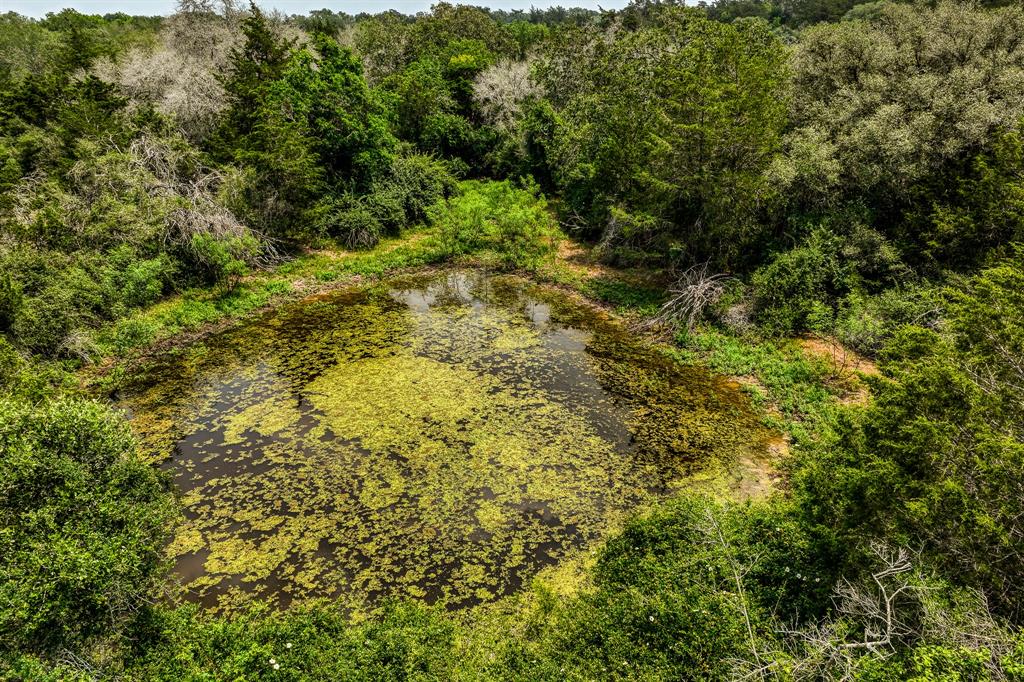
[794,252,1024,619]
[492,496,835,681]
[583,277,665,316]
[381,58,455,146]
[784,1,1024,262]
[361,3,518,168]
[433,179,557,270]
[439,38,495,114]
[0,336,28,394]
[876,644,992,681]
[504,20,548,58]
[912,124,1024,269]
[752,230,851,335]
[752,215,910,337]
[835,285,941,356]
[312,153,455,248]
[0,272,22,331]
[8,265,105,356]
[189,233,258,290]
[0,397,174,656]
[541,7,789,268]
[125,602,455,680]
[214,17,400,237]
[386,153,458,224]
[277,33,396,188]
[213,2,292,152]
[318,198,383,249]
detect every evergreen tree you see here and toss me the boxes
[212,1,291,156]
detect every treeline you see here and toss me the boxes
[5,0,1022,366]
[1,0,1023,679]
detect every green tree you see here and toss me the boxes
[381,57,455,146]
[272,33,396,189]
[910,124,1024,268]
[541,8,789,267]
[795,251,1024,620]
[212,1,292,157]
[783,1,1024,260]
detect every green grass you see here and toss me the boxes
[581,276,665,316]
[669,327,841,444]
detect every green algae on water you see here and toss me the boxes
[121,270,770,614]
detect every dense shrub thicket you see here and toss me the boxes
[0,398,174,656]
[1,0,1023,679]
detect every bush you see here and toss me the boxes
[794,254,1024,620]
[752,230,851,336]
[108,316,160,356]
[187,233,259,289]
[102,247,177,314]
[12,289,78,356]
[0,336,25,391]
[363,185,406,233]
[312,154,456,247]
[320,200,383,249]
[510,495,837,680]
[385,153,457,224]
[835,285,942,356]
[432,179,558,270]
[125,601,455,680]
[0,398,174,656]
[420,112,479,160]
[121,257,172,308]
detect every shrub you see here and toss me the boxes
[109,316,160,356]
[794,255,1024,620]
[835,285,942,357]
[433,179,557,270]
[320,201,383,250]
[12,289,77,356]
[512,495,837,680]
[752,230,851,336]
[103,248,176,313]
[435,185,486,257]
[125,601,455,680]
[121,257,173,309]
[386,153,457,224]
[187,233,259,289]
[363,185,406,233]
[0,398,174,656]
[420,112,478,160]
[0,336,25,391]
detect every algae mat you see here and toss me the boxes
[122,270,769,613]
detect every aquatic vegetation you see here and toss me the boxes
[122,270,770,614]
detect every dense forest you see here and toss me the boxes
[1,0,1023,679]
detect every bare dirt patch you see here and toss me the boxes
[556,239,615,279]
[797,335,879,405]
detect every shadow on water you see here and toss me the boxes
[121,269,771,614]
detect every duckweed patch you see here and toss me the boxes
[122,270,771,614]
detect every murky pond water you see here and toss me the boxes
[123,270,769,613]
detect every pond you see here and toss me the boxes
[122,269,770,613]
